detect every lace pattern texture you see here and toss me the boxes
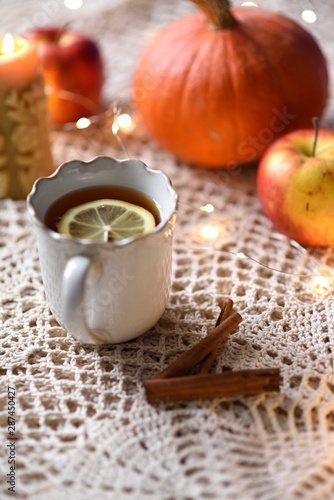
[0,1,334,499]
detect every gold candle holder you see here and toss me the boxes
[0,34,53,199]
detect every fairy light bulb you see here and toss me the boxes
[111,112,135,134]
[76,117,91,129]
[200,203,215,213]
[117,113,133,129]
[110,104,131,156]
[64,0,83,10]
[301,9,317,23]
[111,121,119,135]
[236,252,248,260]
[199,225,220,240]
[311,267,334,295]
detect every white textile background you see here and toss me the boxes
[0,1,334,499]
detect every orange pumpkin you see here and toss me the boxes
[132,0,329,168]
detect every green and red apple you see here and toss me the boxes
[25,27,104,125]
[257,127,334,247]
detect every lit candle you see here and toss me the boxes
[0,34,53,199]
[0,34,39,90]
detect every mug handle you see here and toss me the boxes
[62,255,110,344]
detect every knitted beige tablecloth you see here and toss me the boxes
[1,1,334,499]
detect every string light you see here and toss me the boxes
[187,243,329,279]
[110,102,130,157]
[169,198,333,288]
[187,214,334,285]
[47,90,133,155]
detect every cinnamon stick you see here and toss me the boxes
[154,311,242,379]
[214,298,234,328]
[200,298,234,374]
[145,368,281,403]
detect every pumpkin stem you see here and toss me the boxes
[190,0,237,29]
[311,116,319,156]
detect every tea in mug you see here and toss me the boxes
[44,185,162,237]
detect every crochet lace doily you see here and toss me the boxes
[1,1,334,499]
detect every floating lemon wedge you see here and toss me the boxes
[58,199,156,242]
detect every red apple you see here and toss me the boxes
[24,27,104,124]
[257,127,334,247]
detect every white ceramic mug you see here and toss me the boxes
[27,156,178,344]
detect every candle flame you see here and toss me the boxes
[1,33,14,55]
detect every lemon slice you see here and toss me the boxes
[58,199,156,242]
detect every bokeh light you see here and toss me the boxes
[200,203,215,213]
[301,9,317,23]
[199,225,220,240]
[76,117,91,129]
[64,0,83,10]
